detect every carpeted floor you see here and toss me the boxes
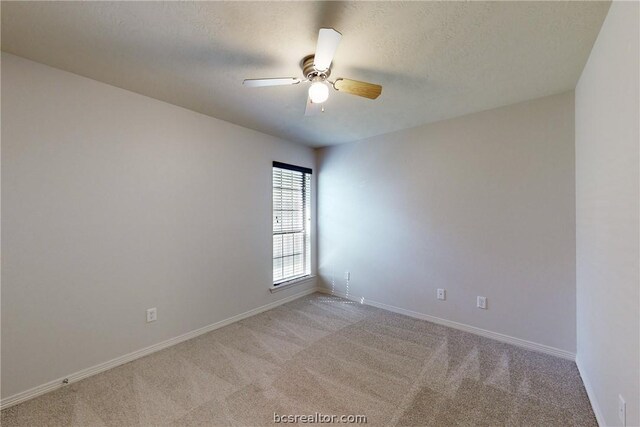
[1,293,596,426]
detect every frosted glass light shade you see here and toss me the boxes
[308,81,329,104]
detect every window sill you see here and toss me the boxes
[270,275,316,293]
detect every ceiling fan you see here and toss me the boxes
[243,28,382,115]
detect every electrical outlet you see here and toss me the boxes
[146,307,157,323]
[344,271,350,280]
[437,289,446,300]
[477,296,487,309]
[618,394,626,426]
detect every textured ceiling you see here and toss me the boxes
[1,1,610,147]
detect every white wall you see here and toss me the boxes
[1,53,316,400]
[575,1,640,426]
[317,92,576,352]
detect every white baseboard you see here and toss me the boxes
[2,286,577,411]
[0,286,318,411]
[318,288,576,361]
[576,356,605,426]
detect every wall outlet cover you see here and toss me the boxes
[146,307,157,323]
[437,289,446,300]
[618,394,626,426]
[477,296,487,309]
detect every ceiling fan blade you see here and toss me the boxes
[305,97,324,116]
[313,28,342,72]
[333,78,382,99]
[243,78,301,87]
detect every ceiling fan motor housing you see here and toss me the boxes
[302,55,331,80]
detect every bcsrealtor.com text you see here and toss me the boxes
[274,412,367,424]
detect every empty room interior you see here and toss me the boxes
[1,1,639,426]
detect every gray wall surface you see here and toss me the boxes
[575,1,640,425]
[1,53,317,399]
[317,92,576,352]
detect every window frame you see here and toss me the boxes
[272,161,312,286]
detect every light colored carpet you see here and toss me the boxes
[1,293,596,426]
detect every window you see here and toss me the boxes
[272,162,312,285]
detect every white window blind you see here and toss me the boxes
[273,162,312,285]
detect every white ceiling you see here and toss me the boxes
[1,1,610,147]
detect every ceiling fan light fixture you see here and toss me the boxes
[243,28,382,114]
[308,78,329,104]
